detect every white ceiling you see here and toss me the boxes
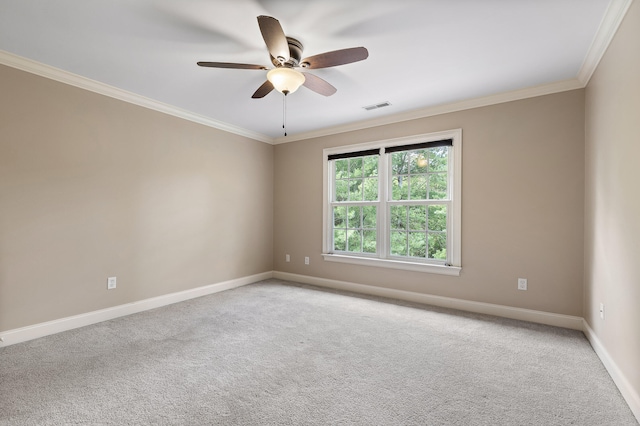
[0,0,627,142]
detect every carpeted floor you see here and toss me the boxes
[1,279,637,425]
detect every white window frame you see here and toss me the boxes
[322,129,462,276]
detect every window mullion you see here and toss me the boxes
[378,153,388,259]
[446,199,452,265]
[327,161,335,252]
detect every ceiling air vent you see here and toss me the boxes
[363,101,391,111]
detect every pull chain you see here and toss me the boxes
[282,93,287,136]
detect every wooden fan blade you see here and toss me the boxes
[252,80,274,98]
[301,47,369,69]
[302,72,337,96]
[197,62,267,70]
[257,16,289,63]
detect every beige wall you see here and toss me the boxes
[0,64,274,331]
[0,62,588,326]
[585,0,640,408]
[274,90,585,316]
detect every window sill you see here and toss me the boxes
[322,254,462,276]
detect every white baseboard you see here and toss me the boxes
[583,320,640,423]
[273,271,584,330]
[0,271,273,347]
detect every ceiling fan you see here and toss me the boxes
[197,15,369,98]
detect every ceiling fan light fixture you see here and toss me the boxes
[267,67,305,95]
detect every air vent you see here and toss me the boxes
[363,101,392,111]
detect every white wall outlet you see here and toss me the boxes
[517,278,527,290]
[107,276,117,290]
[285,254,290,262]
[600,303,605,320]
[304,256,310,265]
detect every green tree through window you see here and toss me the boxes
[389,146,448,260]
[324,131,461,274]
[332,155,378,254]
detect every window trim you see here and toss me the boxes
[322,129,462,276]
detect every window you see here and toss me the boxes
[322,130,461,276]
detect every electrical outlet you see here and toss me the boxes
[304,256,310,265]
[107,276,117,290]
[600,303,605,320]
[285,254,290,262]
[517,278,527,290]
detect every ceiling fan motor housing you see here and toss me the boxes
[272,37,304,68]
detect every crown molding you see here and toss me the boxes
[0,50,274,144]
[275,0,633,144]
[577,0,633,85]
[0,49,583,145]
[3,0,631,147]
[274,78,584,144]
